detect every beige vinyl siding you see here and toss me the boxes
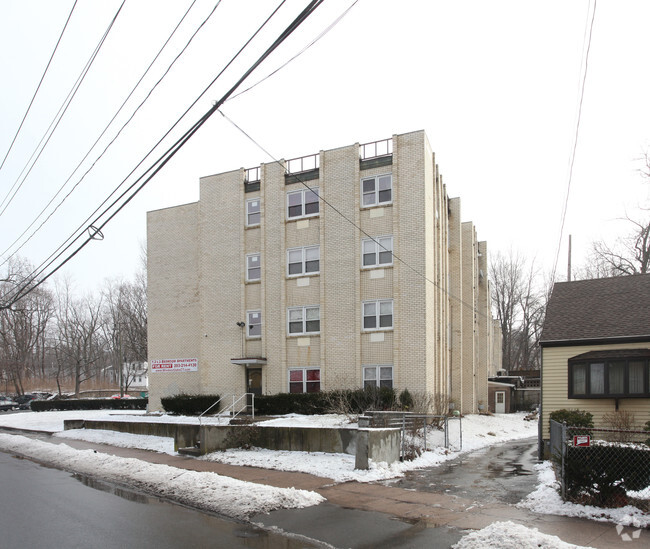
[542,342,650,438]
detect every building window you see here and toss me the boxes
[246,253,261,281]
[363,365,393,389]
[247,310,261,338]
[289,368,321,393]
[246,198,260,226]
[287,245,320,276]
[363,299,393,330]
[287,187,319,219]
[362,236,393,267]
[361,174,392,207]
[568,353,650,398]
[288,306,320,335]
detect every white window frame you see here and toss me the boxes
[288,367,321,393]
[287,187,319,220]
[362,236,393,268]
[246,197,260,227]
[287,245,320,277]
[361,174,392,207]
[246,253,261,282]
[362,299,393,331]
[247,310,262,338]
[287,305,320,335]
[363,365,393,389]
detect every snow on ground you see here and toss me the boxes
[0,410,537,483]
[199,413,539,483]
[452,521,595,549]
[518,461,650,529]
[1,409,648,529]
[0,432,323,518]
[201,412,539,482]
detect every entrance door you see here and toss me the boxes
[246,368,262,396]
[495,391,506,413]
[246,368,262,412]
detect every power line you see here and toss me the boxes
[1,0,326,309]
[217,109,490,320]
[551,0,597,282]
[0,0,78,175]
[0,0,126,217]
[227,0,358,103]
[0,0,214,265]
[4,0,289,285]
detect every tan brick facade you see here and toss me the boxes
[147,130,500,413]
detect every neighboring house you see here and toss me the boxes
[124,361,148,391]
[147,130,501,413]
[539,274,650,453]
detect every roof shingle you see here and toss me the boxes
[540,274,650,344]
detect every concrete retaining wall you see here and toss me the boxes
[200,424,358,455]
[64,420,401,468]
[63,419,200,452]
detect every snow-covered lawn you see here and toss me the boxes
[0,409,538,482]
[201,412,539,483]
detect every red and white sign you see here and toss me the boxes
[573,435,591,447]
[151,358,198,373]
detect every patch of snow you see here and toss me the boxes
[518,461,650,528]
[0,433,323,518]
[55,429,175,453]
[452,521,595,549]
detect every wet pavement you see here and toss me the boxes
[383,437,539,504]
[0,426,641,548]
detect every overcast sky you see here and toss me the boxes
[1,0,649,294]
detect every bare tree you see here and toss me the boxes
[585,213,650,276]
[490,251,547,371]
[54,278,104,396]
[102,269,147,394]
[0,258,53,394]
[582,153,650,278]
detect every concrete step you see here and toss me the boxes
[177,446,202,457]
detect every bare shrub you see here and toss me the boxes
[602,411,637,442]
[407,391,449,415]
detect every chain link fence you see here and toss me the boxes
[550,419,650,510]
[363,412,462,460]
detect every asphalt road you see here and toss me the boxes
[0,450,322,549]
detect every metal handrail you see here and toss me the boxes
[198,396,224,425]
[198,393,255,426]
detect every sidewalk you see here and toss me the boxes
[37,434,639,549]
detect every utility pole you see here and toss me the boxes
[566,235,571,282]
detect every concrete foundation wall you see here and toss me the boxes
[65,420,401,467]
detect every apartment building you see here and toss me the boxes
[147,130,500,413]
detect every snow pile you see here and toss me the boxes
[56,429,175,453]
[0,433,324,517]
[518,461,650,528]
[452,521,595,549]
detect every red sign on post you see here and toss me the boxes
[573,435,591,447]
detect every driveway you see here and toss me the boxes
[382,436,539,504]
